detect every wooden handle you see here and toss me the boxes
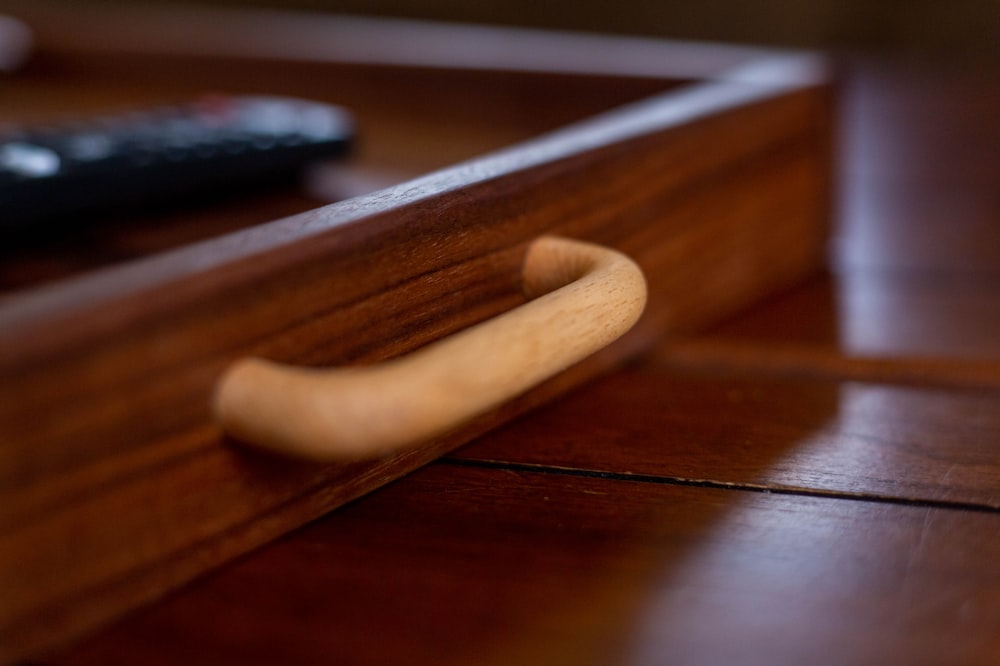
[214,236,647,461]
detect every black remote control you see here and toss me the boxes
[0,95,355,230]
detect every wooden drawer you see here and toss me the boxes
[0,4,832,660]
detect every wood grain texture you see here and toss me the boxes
[215,237,647,460]
[0,11,832,660]
[0,62,669,293]
[51,464,1000,666]
[452,367,1000,508]
[1,4,719,293]
[43,39,1000,666]
[648,270,1000,390]
[453,54,1000,506]
[650,59,1000,387]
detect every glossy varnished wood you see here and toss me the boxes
[1,5,731,294]
[836,60,1000,274]
[0,8,832,659]
[694,271,1000,359]
[53,464,1000,666]
[455,57,1000,509]
[43,51,1000,665]
[453,366,1000,508]
[0,59,666,293]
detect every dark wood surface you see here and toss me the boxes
[56,465,1000,666]
[0,8,833,661]
[47,57,1000,665]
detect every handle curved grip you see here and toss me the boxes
[214,236,647,461]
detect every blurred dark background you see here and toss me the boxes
[138,0,997,61]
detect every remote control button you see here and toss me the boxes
[0,142,61,178]
[66,134,114,162]
[299,107,344,139]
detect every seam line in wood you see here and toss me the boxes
[439,458,1000,513]
[655,340,1000,391]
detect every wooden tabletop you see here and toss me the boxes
[46,58,1000,665]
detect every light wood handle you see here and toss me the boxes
[214,236,647,461]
